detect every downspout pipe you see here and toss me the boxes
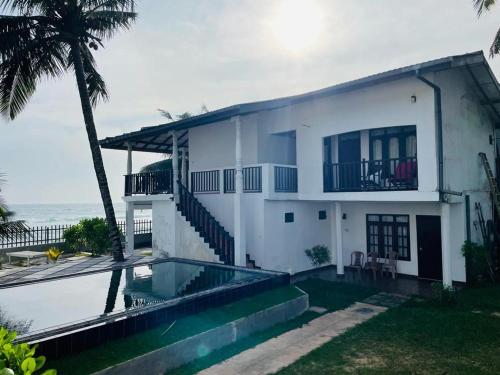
[417,74,444,201]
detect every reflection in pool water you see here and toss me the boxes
[0,260,267,335]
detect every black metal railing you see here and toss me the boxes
[125,170,173,196]
[178,182,234,265]
[191,170,220,193]
[223,166,262,193]
[274,166,298,193]
[323,157,418,192]
[0,220,152,249]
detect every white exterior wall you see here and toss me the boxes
[164,67,498,281]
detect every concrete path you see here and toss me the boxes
[199,301,387,375]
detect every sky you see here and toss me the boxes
[0,0,499,205]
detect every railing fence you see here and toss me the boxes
[0,219,152,249]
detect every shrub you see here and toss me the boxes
[305,245,331,267]
[431,282,458,306]
[0,327,56,375]
[461,241,494,283]
[63,218,111,256]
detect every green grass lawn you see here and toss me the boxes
[169,279,378,375]
[48,285,303,375]
[278,284,500,374]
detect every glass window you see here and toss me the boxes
[406,135,417,157]
[372,139,383,160]
[366,214,410,261]
[389,137,399,159]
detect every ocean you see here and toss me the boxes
[9,203,152,227]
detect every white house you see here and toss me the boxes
[100,51,500,286]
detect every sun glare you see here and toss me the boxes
[271,0,324,54]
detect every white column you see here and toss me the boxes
[171,131,179,202]
[233,116,246,267]
[441,203,452,287]
[335,202,344,275]
[180,148,187,186]
[126,142,133,175]
[125,201,134,254]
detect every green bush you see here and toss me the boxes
[305,245,331,267]
[461,241,494,283]
[0,327,56,375]
[63,218,112,256]
[431,282,458,306]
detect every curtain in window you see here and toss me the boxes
[373,139,383,160]
[389,137,399,159]
[406,135,417,157]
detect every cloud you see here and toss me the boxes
[0,0,499,204]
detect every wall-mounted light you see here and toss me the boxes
[342,213,347,220]
[411,95,417,103]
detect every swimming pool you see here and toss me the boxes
[0,258,288,357]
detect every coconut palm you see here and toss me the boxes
[474,0,499,56]
[0,175,29,238]
[0,0,137,261]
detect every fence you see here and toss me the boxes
[0,219,152,249]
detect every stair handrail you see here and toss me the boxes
[177,182,235,265]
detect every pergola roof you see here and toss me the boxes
[99,51,500,154]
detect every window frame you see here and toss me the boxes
[369,125,417,161]
[366,214,411,261]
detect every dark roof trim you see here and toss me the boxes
[100,51,498,152]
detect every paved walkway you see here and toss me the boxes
[0,249,157,286]
[199,293,408,375]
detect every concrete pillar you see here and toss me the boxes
[126,143,133,175]
[180,148,187,187]
[441,203,452,287]
[335,202,344,275]
[171,131,179,202]
[125,201,134,254]
[233,115,246,267]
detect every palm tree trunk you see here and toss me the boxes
[70,40,124,261]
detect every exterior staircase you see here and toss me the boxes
[177,182,260,269]
[179,266,236,296]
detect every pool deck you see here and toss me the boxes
[0,249,157,287]
[292,265,435,297]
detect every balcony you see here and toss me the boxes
[124,170,173,196]
[323,157,418,192]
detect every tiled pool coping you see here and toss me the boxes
[9,258,289,358]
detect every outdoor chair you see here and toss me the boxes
[381,250,398,279]
[365,251,380,280]
[350,251,365,276]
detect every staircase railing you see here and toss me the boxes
[177,182,235,265]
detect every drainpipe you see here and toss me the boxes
[417,74,444,201]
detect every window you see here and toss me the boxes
[366,214,410,261]
[285,212,294,223]
[319,210,327,220]
[369,126,417,161]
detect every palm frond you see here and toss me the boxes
[473,0,496,16]
[85,10,136,39]
[67,43,108,106]
[490,27,500,57]
[82,0,135,13]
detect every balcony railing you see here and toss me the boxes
[274,166,298,192]
[125,170,173,196]
[323,157,418,192]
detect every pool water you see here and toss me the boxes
[0,260,270,337]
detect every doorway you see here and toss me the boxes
[416,215,443,280]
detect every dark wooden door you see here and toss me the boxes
[338,132,361,190]
[417,215,443,280]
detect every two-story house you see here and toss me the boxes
[100,51,500,286]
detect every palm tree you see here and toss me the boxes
[0,175,29,238]
[0,0,137,261]
[474,0,499,57]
